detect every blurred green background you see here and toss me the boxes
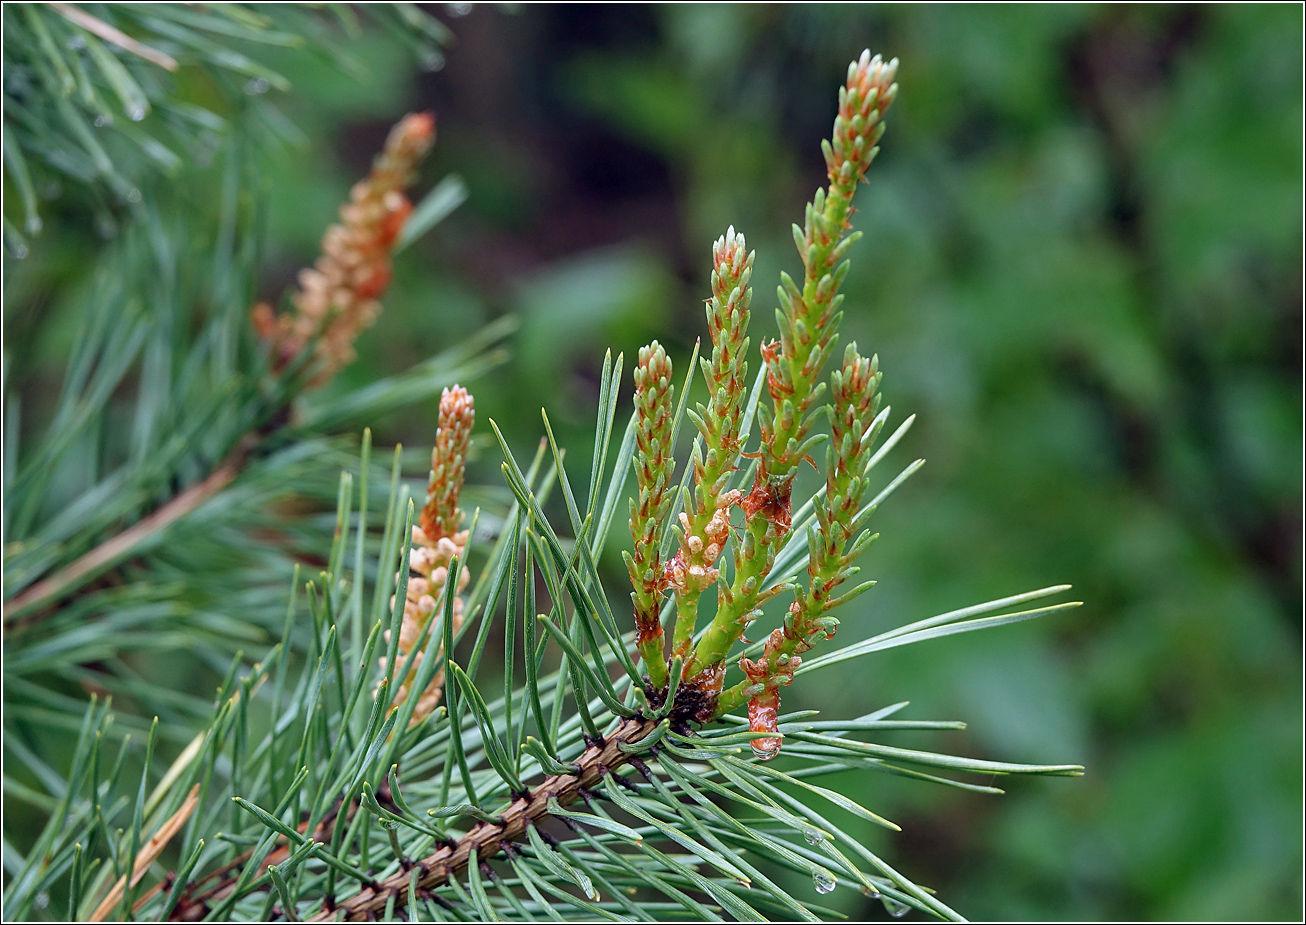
[7,3,1302,921]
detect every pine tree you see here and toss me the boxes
[3,16,1082,922]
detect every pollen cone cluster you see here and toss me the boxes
[252,111,436,386]
[383,385,474,724]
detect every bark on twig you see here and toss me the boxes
[308,716,658,922]
[5,438,254,624]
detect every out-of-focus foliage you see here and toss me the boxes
[0,2,450,254]
[5,3,1299,921]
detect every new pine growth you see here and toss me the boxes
[667,228,753,672]
[625,342,677,690]
[669,52,900,728]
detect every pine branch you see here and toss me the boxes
[2,46,1089,925]
[307,716,659,922]
[5,435,254,623]
[4,110,438,629]
[1,3,452,254]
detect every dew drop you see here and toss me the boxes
[34,892,49,910]
[749,741,779,761]
[420,50,446,72]
[446,2,474,16]
[881,897,910,918]
[245,77,270,95]
[94,114,109,127]
[802,827,824,846]
[25,216,42,234]
[812,870,837,895]
[9,240,28,259]
[128,106,146,121]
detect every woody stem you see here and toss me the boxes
[305,717,658,922]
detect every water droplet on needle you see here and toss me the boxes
[882,896,910,917]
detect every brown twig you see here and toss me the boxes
[5,437,254,624]
[308,716,658,922]
[88,784,201,922]
[48,3,179,71]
